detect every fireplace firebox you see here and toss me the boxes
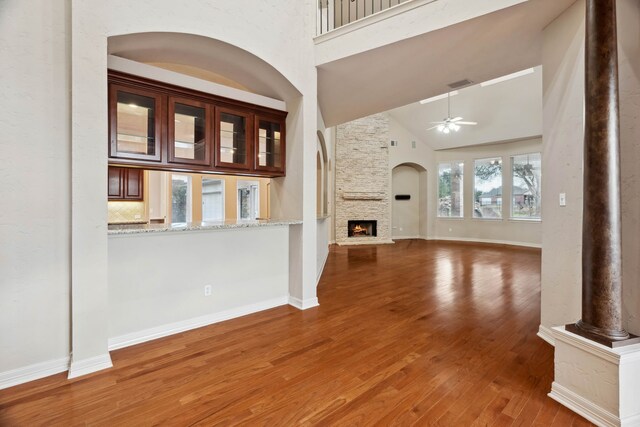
[348,220,377,237]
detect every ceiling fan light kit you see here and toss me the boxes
[427,92,477,134]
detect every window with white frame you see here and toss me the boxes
[171,174,192,224]
[237,180,259,220]
[511,153,542,220]
[438,162,464,218]
[474,157,503,219]
[202,178,224,222]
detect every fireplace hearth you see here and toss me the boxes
[348,220,377,237]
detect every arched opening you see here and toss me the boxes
[316,130,329,216]
[391,162,428,239]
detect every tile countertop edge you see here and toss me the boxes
[108,220,304,236]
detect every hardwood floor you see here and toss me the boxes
[0,240,592,426]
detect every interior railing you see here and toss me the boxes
[317,0,412,35]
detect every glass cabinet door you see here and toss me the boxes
[254,116,285,174]
[215,108,252,170]
[109,85,162,161]
[168,97,211,166]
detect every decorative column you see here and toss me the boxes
[565,0,640,348]
[549,2,640,425]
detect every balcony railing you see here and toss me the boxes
[317,0,412,35]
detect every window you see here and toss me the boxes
[511,153,541,220]
[237,181,259,220]
[474,157,502,219]
[438,162,464,218]
[202,178,224,222]
[171,174,192,224]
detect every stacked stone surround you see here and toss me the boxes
[335,114,392,245]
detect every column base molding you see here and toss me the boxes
[67,353,113,379]
[550,326,640,426]
[565,323,640,348]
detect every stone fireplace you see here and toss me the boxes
[335,114,393,245]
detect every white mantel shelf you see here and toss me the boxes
[108,219,302,236]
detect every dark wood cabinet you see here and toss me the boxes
[254,115,286,174]
[168,97,212,166]
[108,166,144,201]
[108,71,287,178]
[109,84,163,162]
[215,107,253,171]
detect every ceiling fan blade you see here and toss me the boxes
[430,121,446,124]
[457,121,478,125]
[426,125,442,131]
[450,117,464,122]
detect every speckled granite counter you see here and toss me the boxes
[108,219,303,235]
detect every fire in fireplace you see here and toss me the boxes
[348,220,377,237]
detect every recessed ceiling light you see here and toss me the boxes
[419,91,459,105]
[480,68,535,87]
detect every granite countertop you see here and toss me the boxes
[108,219,303,235]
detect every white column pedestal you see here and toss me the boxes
[550,326,640,426]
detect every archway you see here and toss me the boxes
[391,163,428,239]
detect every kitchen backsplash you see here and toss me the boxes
[108,201,146,223]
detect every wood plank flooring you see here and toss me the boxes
[0,240,592,426]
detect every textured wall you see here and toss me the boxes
[335,114,391,244]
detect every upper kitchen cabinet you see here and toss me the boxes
[109,84,163,162]
[254,116,285,175]
[107,71,287,177]
[168,97,211,166]
[215,107,253,171]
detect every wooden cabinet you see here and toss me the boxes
[109,84,163,162]
[108,71,287,177]
[168,97,212,166]
[108,166,143,201]
[254,115,285,174]
[215,107,253,171]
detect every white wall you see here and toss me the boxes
[0,0,72,378]
[434,138,542,247]
[392,166,421,238]
[541,0,640,335]
[0,0,320,386]
[108,227,289,345]
[388,114,436,239]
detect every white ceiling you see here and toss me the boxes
[388,66,542,150]
[318,0,575,127]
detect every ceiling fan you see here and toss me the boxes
[427,92,477,134]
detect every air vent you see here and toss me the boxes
[448,79,474,90]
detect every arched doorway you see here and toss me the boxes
[391,163,428,239]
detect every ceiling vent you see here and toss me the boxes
[447,79,474,90]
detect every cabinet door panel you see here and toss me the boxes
[168,97,211,166]
[215,107,252,170]
[108,167,124,199]
[110,84,163,162]
[125,169,143,200]
[254,116,285,174]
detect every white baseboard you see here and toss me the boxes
[288,296,319,310]
[432,236,542,249]
[391,235,421,240]
[549,382,620,427]
[68,353,113,379]
[108,296,288,351]
[0,356,70,390]
[537,324,556,346]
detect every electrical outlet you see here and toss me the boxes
[559,193,567,207]
[204,285,212,297]
[134,214,141,219]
